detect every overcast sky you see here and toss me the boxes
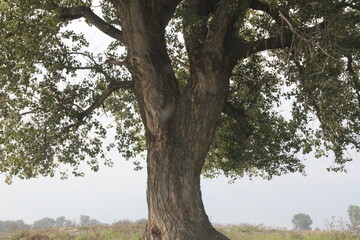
[1,17,359,231]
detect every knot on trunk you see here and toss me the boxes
[151,224,161,237]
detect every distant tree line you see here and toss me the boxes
[0,220,29,232]
[0,215,104,233]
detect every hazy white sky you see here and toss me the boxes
[1,15,359,231]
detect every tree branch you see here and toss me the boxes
[65,66,96,70]
[63,52,129,82]
[205,0,242,51]
[230,17,333,61]
[230,29,293,60]
[105,58,128,66]
[159,0,182,28]
[59,6,124,42]
[76,80,133,123]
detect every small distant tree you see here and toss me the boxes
[55,216,73,227]
[292,213,313,231]
[79,215,102,226]
[348,205,360,233]
[79,215,90,226]
[55,216,65,227]
[32,217,55,229]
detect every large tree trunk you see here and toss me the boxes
[137,69,231,239]
[116,1,232,239]
[139,67,230,239]
[141,133,229,240]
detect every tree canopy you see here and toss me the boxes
[0,0,359,183]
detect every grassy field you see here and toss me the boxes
[1,222,359,240]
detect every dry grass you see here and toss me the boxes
[215,224,360,240]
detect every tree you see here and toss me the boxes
[79,215,102,226]
[79,215,90,226]
[33,217,56,229]
[0,0,359,239]
[55,216,73,227]
[292,213,313,231]
[348,205,360,232]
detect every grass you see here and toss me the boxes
[215,224,360,240]
[1,222,359,240]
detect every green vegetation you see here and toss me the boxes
[1,223,360,240]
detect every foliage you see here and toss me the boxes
[348,205,360,233]
[0,0,359,183]
[292,213,313,231]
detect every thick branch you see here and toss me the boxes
[250,31,293,53]
[59,6,124,42]
[230,30,293,61]
[205,0,243,51]
[183,0,223,57]
[159,0,182,28]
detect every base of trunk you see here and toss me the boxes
[140,221,229,240]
